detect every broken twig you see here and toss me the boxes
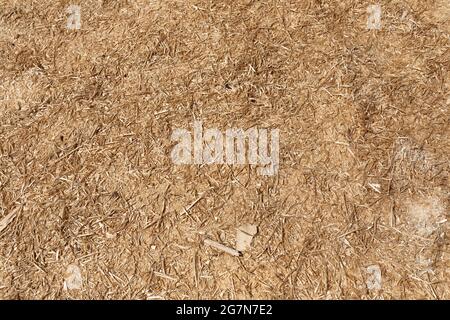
[204,239,241,256]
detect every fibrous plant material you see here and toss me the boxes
[0,0,448,300]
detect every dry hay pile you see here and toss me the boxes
[0,0,449,299]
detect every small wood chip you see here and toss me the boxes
[236,224,258,251]
[204,238,241,256]
[368,183,381,193]
[154,271,178,282]
[0,209,17,234]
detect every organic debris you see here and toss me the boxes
[236,224,258,252]
[204,239,241,257]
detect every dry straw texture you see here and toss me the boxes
[0,0,449,299]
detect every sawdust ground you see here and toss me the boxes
[0,0,449,299]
